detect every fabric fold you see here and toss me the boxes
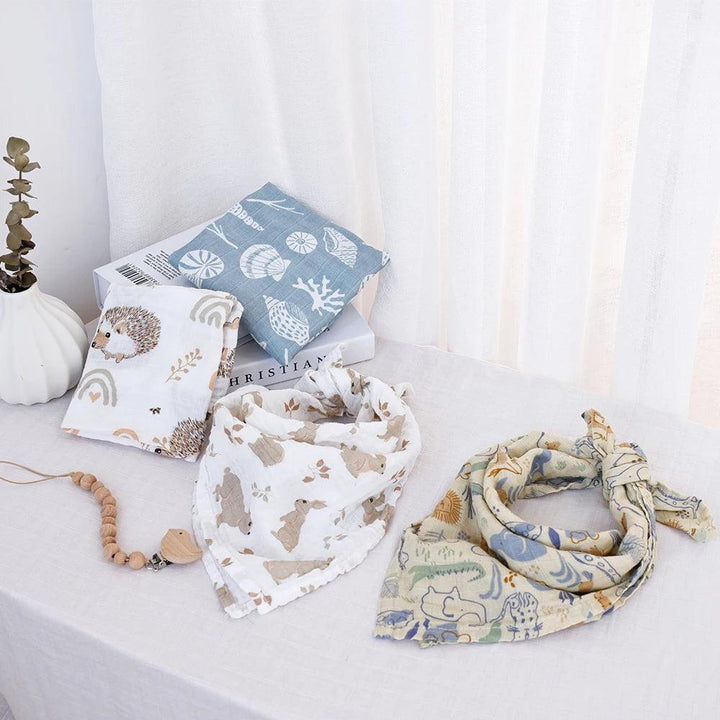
[194,348,421,617]
[376,409,715,647]
[61,284,242,461]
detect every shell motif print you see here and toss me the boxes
[239,244,291,282]
[178,249,225,286]
[228,202,264,231]
[323,227,357,268]
[264,295,310,346]
[286,231,317,255]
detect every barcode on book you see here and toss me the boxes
[115,263,157,287]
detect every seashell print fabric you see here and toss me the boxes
[61,284,243,461]
[167,182,389,364]
[194,348,421,617]
[376,410,716,647]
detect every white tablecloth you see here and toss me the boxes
[1,340,718,720]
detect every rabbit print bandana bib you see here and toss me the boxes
[62,284,242,461]
[194,349,421,617]
[376,410,715,647]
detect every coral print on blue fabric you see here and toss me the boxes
[168,182,389,364]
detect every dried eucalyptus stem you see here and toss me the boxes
[1,137,39,293]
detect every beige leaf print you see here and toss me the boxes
[166,348,203,382]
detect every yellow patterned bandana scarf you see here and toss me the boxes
[376,410,716,647]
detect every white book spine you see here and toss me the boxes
[229,317,375,388]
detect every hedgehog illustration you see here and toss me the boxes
[92,305,161,363]
[217,347,236,378]
[209,347,236,390]
[155,417,206,458]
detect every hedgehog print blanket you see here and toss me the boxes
[375,410,715,647]
[62,284,242,461]
[194,349,421,617]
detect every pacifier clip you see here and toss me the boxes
[0,461,202,571]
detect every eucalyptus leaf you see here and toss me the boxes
[0,254,20,268]
[6,137,29,158]
[11,201,30,216]
[4,135,38,290]
[20,272,36,287]
[9,223,31,241]
[13,154,28,171]
[11,203,37,218]
[8,179,31,192]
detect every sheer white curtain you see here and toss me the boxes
[93,0,720,427]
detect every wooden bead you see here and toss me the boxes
[79,473,96,490]
[68,469,153,572]
[94,487,111,503]
[128,552,146,570]
[103,543,120,560]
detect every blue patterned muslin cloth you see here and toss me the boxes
[168,182,389,364]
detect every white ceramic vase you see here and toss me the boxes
[0,284,89,405]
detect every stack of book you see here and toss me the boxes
[92,220,375,388]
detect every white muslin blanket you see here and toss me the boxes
[194,350,422,616]
[62,285,242,461]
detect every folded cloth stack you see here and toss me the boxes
[194,349,421,616]
[62,284,243,461]
[168,182,389,364]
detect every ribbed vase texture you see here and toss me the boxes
[0,284,89,405]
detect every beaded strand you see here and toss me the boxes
[0,462,201,571]
[71,471,147,569]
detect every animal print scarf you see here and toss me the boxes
[62,284,242,460]
[376,410,715,647]
[194,349,421,617]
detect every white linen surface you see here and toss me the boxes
[1,340,719,720]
